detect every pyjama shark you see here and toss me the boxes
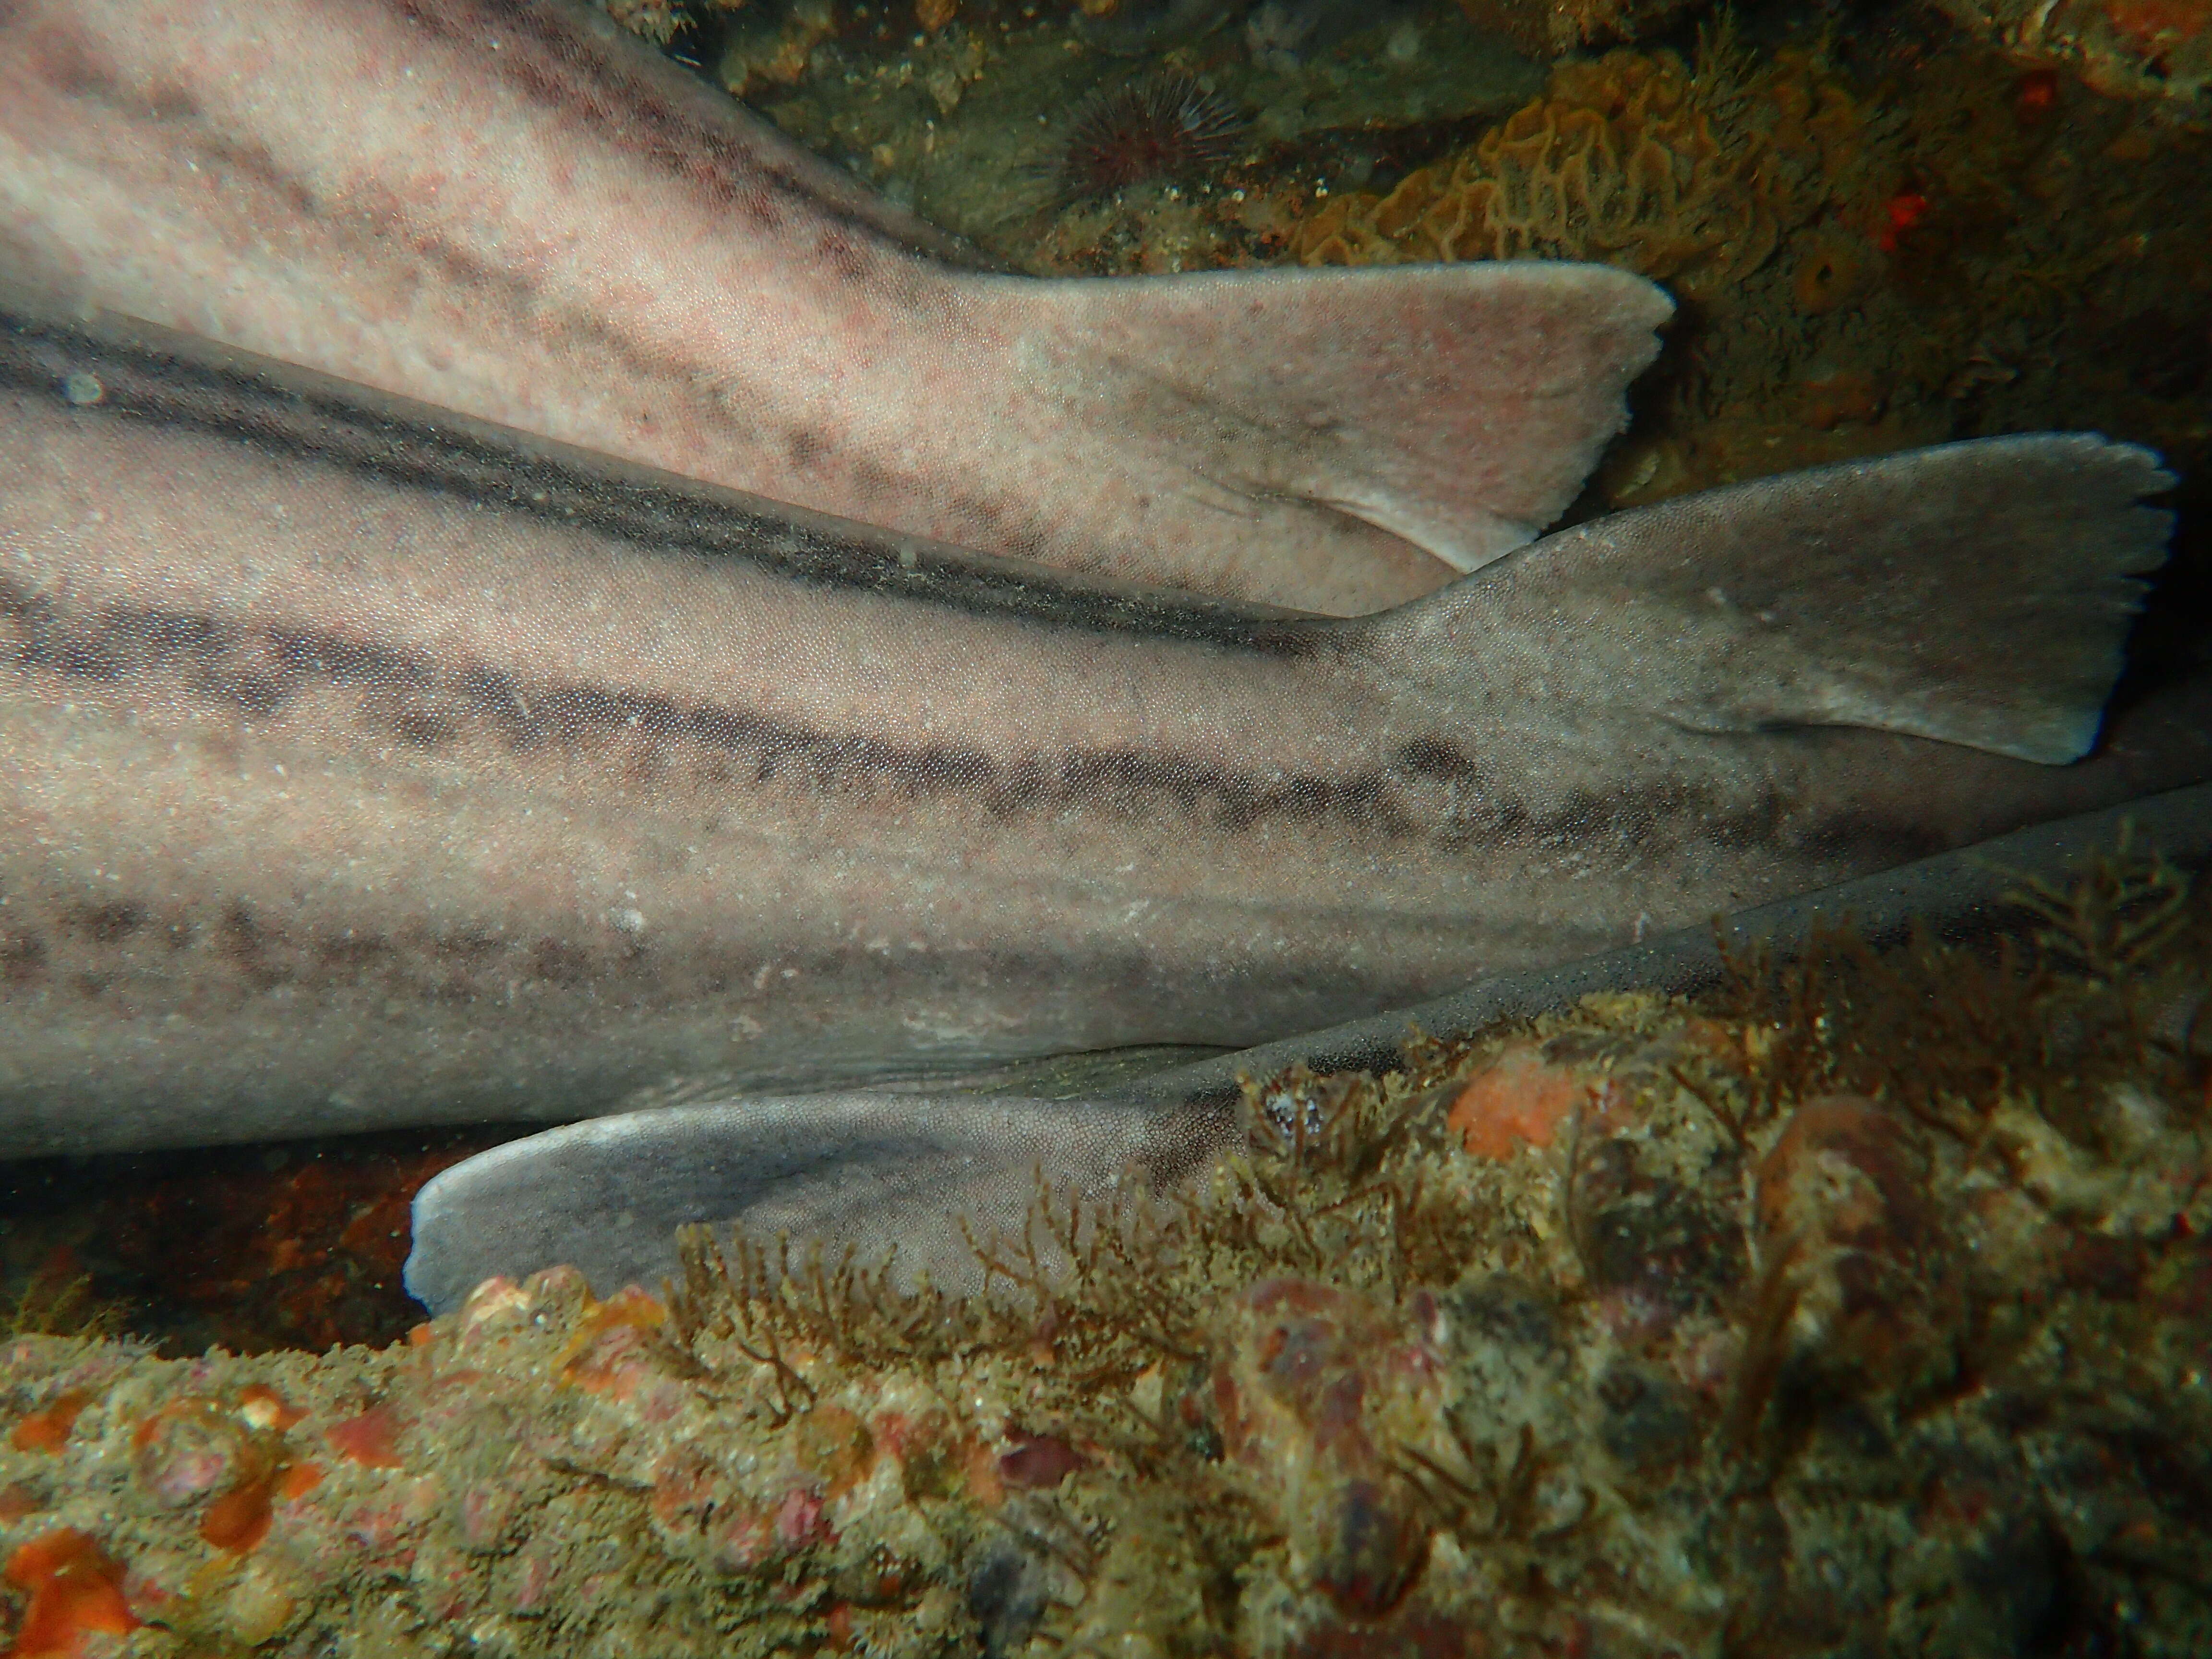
[0,0,1669,615]
[1,294,2206,1168]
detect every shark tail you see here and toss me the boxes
[1011,261,1674,577]
[1390,434,2173,764]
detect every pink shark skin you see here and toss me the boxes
[0,0,1671,615]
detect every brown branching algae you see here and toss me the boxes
[4,843,2209,1654]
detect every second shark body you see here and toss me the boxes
[0,0,1669,615]
[3,299,2205,1156]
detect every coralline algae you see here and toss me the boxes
[2,849,2209,1656]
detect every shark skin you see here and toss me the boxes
[0,0,1671,615]
[2,299,2207,1159]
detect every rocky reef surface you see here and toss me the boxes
[5,848,2208,1656]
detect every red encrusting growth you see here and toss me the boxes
[7,1395,88,1456]
[559,1286,674,1400]
[1446,1049,1592,1158]
[1877,190,1932,252]
[2,1529,140,1657]
[325,1405,406,1468]
[198,1476,274,1553]
[997,1431,1089,1490]
[2013,67,2060,122]
[197,1447,326,1553]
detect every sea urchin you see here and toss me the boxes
[1057,73,1246,204]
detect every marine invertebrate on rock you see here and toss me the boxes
[5,1395,85,1457]
[1056,73,1246,204]
[602,0,688,44]
[1212,1277,1446,1618]
[2,1528,139,1656]
[716,0,839,96]
[1293,45,1788,299]
[1736,1094,1963,1441]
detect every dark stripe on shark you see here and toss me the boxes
[0,317,1323,654]
[0,877,1166,1016]
[0,576,1949,870]
[10,16,815,451]
[396,0,989,271]
[165,120,710,435]
[22,0,965,271]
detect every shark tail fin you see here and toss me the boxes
[1019,261,1673,577]
[1386,434,2172,764]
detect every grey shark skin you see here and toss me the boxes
[400,781,2212,1313]
[5,298,2209,1160]
[0,0,1671,615]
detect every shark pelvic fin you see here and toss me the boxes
[403,1093,1180,1312]
[1447,434,2173,763]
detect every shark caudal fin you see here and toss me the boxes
[1005,261,1672,577]
[1393,435,2172,763]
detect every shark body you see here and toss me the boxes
[0,0,1670,615]
[2,299,2206,1158]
